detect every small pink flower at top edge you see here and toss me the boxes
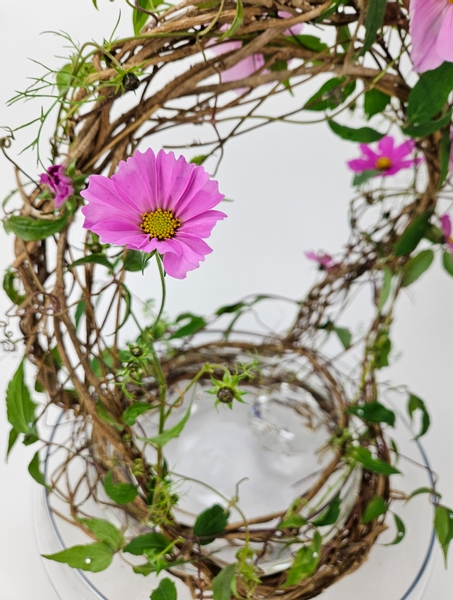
[347,135,423,177]
[80,148,227,280]
[409,0,453,73]
[440,214,453,254]
[39,164,74,208]
[210,12,303,89]
[305,251,337,271]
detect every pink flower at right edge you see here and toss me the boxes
[409,0,453,73]
[40,164,74,208]
[440,214,453,255]
[211,12,303,87]
[347,135,423,177]
[305,251,337,271]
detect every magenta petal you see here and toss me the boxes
[348,158,374,172]
[174,175,224,220]
[437,7,453,62]
[179,210,227,237]
[162,235,213,279]
[441,214,452,239]
[377,135,395,156]
[392,140,415,161]
[359,144,379,160]
[155,150,199,212]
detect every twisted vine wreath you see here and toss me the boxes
[2,0,453,598]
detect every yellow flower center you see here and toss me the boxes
[140,208,181,240]
[375,157,392,171]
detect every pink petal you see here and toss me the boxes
[81,175,142,217]
[174,175,224,221]
[377,135,395,157]
[441,214,452,239]
[111,150,159,214]
[348,158,375,172]
[392,140,416,161]
[179,210,227,237]
[410,0,448,72]
[162,234,213,279]
[437,6,453,62]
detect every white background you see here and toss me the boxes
[0,1,452,598]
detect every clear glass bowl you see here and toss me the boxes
[34,397,436,600]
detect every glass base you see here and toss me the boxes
[34,397,435,600]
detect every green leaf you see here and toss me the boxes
[96,402,124,431]
[304,77,355,112]
[133,0,152,35]
[124,532,172,556]
[6,361,37,435]
[394,212,432,256]
[4,213,68,242]
[328,120,384,143]
[92,0,98,8]
[278,514,307,530]
[359,0,386,56]
[435,505,453,564]
[75,299,86,331]
[56,64,74,95]
[123,249,144,272]
[352,170,380,186]
[407,62,453,124]
[28,451,48,488]
[350,446,400,475]
[69,254,114,272]
[42,542,113,572]
[216,301,247,316]
[104,470,138,504]
[291,35,328,53]
[442,251,453,277]
[373,329,392,369]
[401,250,434,287]
[364,89,391,119]
[193,504,230,545]
[403,111,452,139]
[346,401,396,427]
[212,564,236,600]
[151,578,177,600]
[284,531,321,587]
[312,493,341,527]
[407,394,430,439]
[385,514,406,546]
[3,269,25,305]
[406,487,441,502]
[190,155,209,166]
[117,283,132,332]
[378,268,393,311]
[218,0,243,40]
[362,495,387,524]
[122,402,154,426]
[139,405,192,447]
[334,326,352,349]
[79,518,123,551]
[6,427,20,459]
[169,313,206,339]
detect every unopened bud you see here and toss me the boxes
[217,387,234,404]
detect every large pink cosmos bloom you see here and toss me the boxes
[347,136,422,177]
[211,12,303,86]
[40,164,74,208]
[80,149,226,279]
[440,214,453,255]
[409,0,453,73]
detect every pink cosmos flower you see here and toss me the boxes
[409,0,453,73]
[80,149,226,279]
[347,136,422,177]
[305,251,337,271]
[40,164,74,208]
[440,214,453,254]
[211,13,303,87]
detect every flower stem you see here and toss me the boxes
[151,253,166,338]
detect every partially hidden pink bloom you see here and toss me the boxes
[40,164,74,208]
[305,251,337,271]
[80,149,226,279]
[211,13,303,88]
[347,135,423,177]
[440,214,453,254]
[409,0,453,73]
